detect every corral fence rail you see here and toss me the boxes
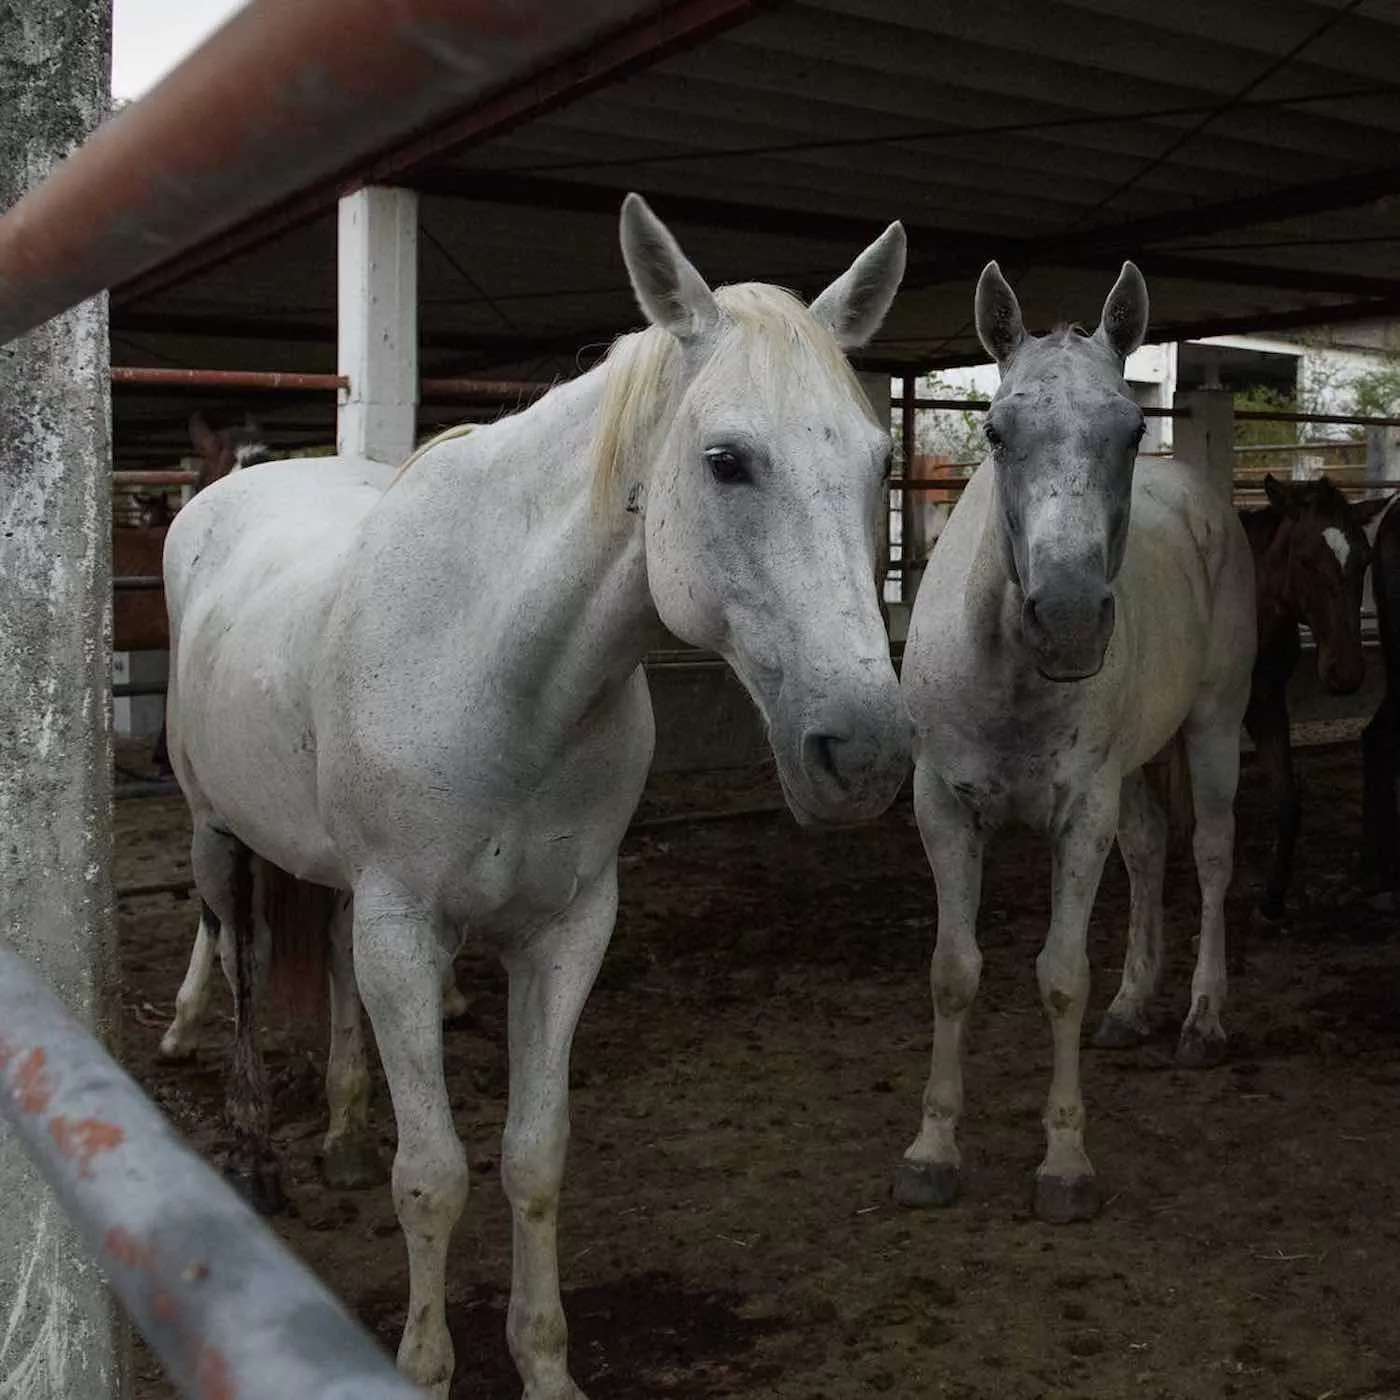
[0,942,422,1399]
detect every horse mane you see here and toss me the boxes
[589,282,878,511]
[390,421,478,485]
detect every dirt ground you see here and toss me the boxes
[113,736,1400,1400]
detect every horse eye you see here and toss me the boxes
[704,446,749,485]
[985,424,1004,450]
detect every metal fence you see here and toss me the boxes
[0,944,420,1400]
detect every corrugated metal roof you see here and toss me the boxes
[111,0,1400,455]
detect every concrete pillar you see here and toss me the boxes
[1172,388,1236,498]
[337,186,418,464]
[1366,424,1400,483]
[0,1,128,1396]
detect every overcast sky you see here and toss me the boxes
[112,0,248,101]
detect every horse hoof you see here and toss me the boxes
[1033,1172,1099,1224]
[156,1036,197,1063]
[321,1137,388,1191]
[892,1159,960,1208]
[1092,1013,1149,1051]
[223,1154,288,1216]
[1176,1025,1227,1069]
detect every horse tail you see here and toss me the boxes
[257,860,336,1019]
[1144,728,1194,844]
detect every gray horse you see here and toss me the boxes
[896,262,1256,1224]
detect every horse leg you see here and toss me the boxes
[441,946,470,1022]
[1093,770,1166,1050]
[158,901,221,1060]
[321,894,387,1190]
[352,873,465,1400]
[1361,696,1400,896]
[1246,691,1297,922]
[150,706,174,776]
[1034,776,1120,1224]
[502,872,616,1400]
[894,767,984,1209]
[191,821,285,1214]
[1176,716,1241,1068]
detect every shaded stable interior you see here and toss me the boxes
[108,0,1400,463]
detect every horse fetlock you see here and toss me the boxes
[397,1316,454,1400]
[1176,1005,1227,1068]
[158,1020,199,1061]
[321,1131,388,1191]
[223,1143,288,1216]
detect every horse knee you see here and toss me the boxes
[930,945,982,1016]
[393,1142,469,1234]
[501,1119,569,1218]
[1036,947,1088,1013]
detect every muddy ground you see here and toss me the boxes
[114,736,1400,1400]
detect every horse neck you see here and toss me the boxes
[1247,511,1298,642]
[416,367,658,703]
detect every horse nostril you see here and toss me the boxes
[801,728,857,796]
[1098,592,1115,631]
[1023,595,1042,636]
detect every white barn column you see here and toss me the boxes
[337,186,419,464]
[1172,388,1236,497]
[0,0,128,1394]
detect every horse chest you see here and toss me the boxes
[920,667,1106,829]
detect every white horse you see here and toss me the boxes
[162,193,909,1399]
[895,262,1256,1224]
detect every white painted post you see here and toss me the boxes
[1366,424,1400,483]
[0,1,129,1395]
[337,186,418,464]
[1172,388,1236,498]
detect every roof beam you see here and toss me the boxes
[413,171,1400,299]
[0,0,682,343]
[113,0,772,309]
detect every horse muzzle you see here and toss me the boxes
[1022,574,1115,683]
[775,686,912,825]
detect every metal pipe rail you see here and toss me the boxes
[114,470,199,488]
[0,0,663,345]
[0,941,421,1400]
[112,367,347,392]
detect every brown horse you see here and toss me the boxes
[114,412,271,651]
[1240,474,1374,919]
[116,412,272,770]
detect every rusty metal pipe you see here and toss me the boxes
[0,941,422,1399]
[112,367,346,391]
[0,0,664,344]
[114,471,199,487]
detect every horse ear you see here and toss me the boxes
[809,222,907,351]
[1264,474,1296,516]
[1096,261,1149,363]
[189,411,220,458]
[618,193,720,343]
[975,261,1025,368]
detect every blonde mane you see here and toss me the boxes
[589,282,878,511]
[389,421,479,486]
